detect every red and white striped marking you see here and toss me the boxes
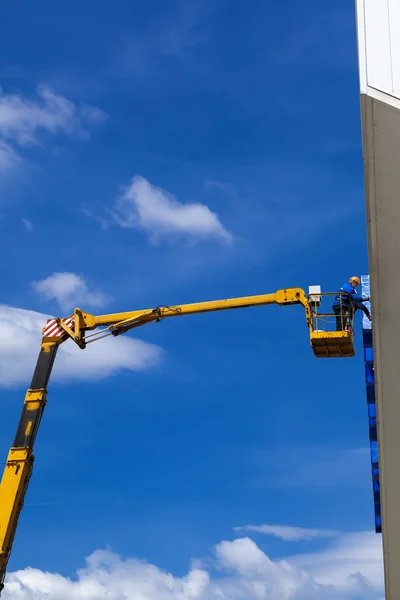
[43,317,75,338]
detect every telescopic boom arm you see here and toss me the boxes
[0,287,322,592]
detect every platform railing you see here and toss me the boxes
[307,292,354,335]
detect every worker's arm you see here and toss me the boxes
[351,292,370,304]
[354,292,370,303]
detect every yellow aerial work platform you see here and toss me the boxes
[308,288,355,358]
[310,330,354,358]
[0,284,358,593]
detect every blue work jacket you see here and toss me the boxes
[333,283,364,307]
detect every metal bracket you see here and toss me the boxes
[56,312,86,349]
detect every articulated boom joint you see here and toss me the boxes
[55,309,86,349]
[275,288,312,326]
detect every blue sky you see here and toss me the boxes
[0,1,384,598]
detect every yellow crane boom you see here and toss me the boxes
[0,287,354,592]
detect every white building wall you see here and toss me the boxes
[356,2,400,598]
[357,0,400,104]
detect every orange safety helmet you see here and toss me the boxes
[349,276,360,285]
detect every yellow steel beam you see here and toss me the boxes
[76,288,310,333]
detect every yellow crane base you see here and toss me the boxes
[310,331,355,358]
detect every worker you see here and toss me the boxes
[332,276,370,331]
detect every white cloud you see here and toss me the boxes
[31,272,110,312]
[82,206,109,230]
[0,305,162,387]
[288,531,384,592]
[110,175,233,244]
[205,179,241,202]
[2,532,384,599]
[0,140,20,172]
[234,524,339,542]
[0,84,107,171]
[22,218,33,231]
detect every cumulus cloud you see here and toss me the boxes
[3,532,384,599]
[234,524,339,542]
[288,531,384,592]
[110,175,232,244]
[0,305,162,387]
[31,272,110,312]
[0,84,107,171]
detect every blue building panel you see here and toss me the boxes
[361,275,381,534]
[366,385,376,404]
[364,346,374,362]
[366,364,375,383]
